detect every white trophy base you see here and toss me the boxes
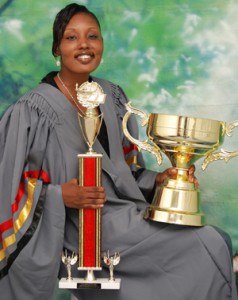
[59,277,121,290]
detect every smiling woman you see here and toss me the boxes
[0,2,237,300]
[52,6,104,114]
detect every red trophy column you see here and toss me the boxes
[78,154,102,271]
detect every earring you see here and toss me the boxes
[100,58,104,65]
[55,56,61,67]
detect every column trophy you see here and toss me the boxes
[123,102,238,226]
[59,81,120,289]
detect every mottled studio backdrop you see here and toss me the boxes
[1,0,238,298]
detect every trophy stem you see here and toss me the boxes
[176,168,189,181]
[88,147,94,153]
[86,107,98,117]
[85,270,96,282]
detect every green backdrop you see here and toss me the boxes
[1,0,238,298]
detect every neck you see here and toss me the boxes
[55,72,87,116]
[58,71,90,87]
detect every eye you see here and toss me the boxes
[88,33,100,40]
[65,35,77,41]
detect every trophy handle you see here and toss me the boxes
[202,120,238,170]
[122,102,163,165]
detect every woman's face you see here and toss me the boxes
[56,13,104,76]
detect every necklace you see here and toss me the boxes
[57,72,85,116]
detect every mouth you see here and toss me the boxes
[75,53,94,63]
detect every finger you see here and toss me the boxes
[78,186,105,193]
[78,197,106,208]
[82,204,105,209]
[167,167,177,176]
[70,178,79,185]
[188,174,199,188]
[188,165,195,174]
[81,191,106,200]
[165,168,177,180]
[77,186,105,196]
[193,178,199,188]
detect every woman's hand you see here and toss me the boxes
[155,165,199,188]
[187,165,199,188]
[61,178,106,209]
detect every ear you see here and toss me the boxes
[55,47,61,56]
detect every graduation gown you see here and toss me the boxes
[0,77,237,300]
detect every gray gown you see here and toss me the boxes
[0,77,237,300]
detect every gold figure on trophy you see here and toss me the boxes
[103,251,120,282]
[62,250,78,281]
[123,102,238,226]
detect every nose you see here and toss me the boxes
[78,37,89,49]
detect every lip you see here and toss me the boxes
[75,52,94,63]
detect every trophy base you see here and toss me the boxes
[144,207,205,226]
[144,179,205,226]
[59,277,121,290]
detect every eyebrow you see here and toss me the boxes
[64,26,99,31]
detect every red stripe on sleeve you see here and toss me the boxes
[123,143,138,155]
[0,170,51,240]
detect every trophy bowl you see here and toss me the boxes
[122,102,238,226]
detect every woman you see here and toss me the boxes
[0,3,236,300]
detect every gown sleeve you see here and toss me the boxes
[0,93,65,299]
[111,84,158,200]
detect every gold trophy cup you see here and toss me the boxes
[123,102,238,226]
